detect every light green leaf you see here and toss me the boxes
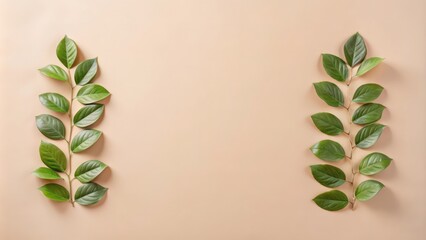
[35,114,66,140]
[71,129,102,153]
[313,81,344,107]
[56,35,77,69]
[352,83,384,103]
[355,124,385,149]
[356,57,384,77]
[76,84,111,104]
[73,104,104,128]
[39,141,67,172]
[310,164,346,188]
[38,65,68,82]
[344,32,367,67]
[38,183,69,202]
[39,93,69,113]
[33,167,63,180]
[311,112,344,136]
[313,190,349,211]
[355,180,384,201]
[74,58,98,86]
[352,103,385,125]
[359,152,392,176]
[75,160,108,183]
[322,54,348,81]
[75,183,108,206]
[310,140,345,161]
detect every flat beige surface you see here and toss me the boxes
[1,0,425,239]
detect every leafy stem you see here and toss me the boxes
[66,68,75,207]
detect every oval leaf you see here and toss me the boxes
[75,183,108,206]
[322,54,348,81]
[73,104,104,128]
[71,129,102,153]
[76,84,111,104]
[35,114,66,140]
[39,141,67,172]
[359,152,392,176]
[39,93,69,113]
[311,112,344,136]
[355,180,384,201]
[352,83,384,103]
[33,167,63,180]
[344,32,367,67]
[313,81,344,107]
[310,140,345,161]
[38,65,68,82]
[38,183,69,202]
[56,35,77,69]
[355,124,385,149]
[75,160,108,183]
[356,57,384,77]
[352,103,385,125]
[310,164,346,188]
[313,190,349,211]
[75,58,98,86]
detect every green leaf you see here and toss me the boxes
[355,180,384,201]
[74,58,98,86]
[355,124,385,149]
[313,81,344,107]
[38,65,68,82]
[33,167,62,180]
[38,183,69,202]
[56,35,77,69]
[75,183,108,206]
[322,54,348,81]
[352,103,385,125]
[310,164,346,188]
[76,84,111,104]
[35,114,66,140]
[359,152,392,176]
[356,57,384,77]
[310,140,345,161]
[39,93,69,113]
[71,129,102,153]
[311,112,344,136]
[75,160,108,183]
[352,83,384,103]
[39,141,67,172]
[344,32,367,67]
[313,190,349,211]
[73,104,104,128]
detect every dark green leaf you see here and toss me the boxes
[352,103,385,125]
[39,93,69,113]
[71,129,102,153]
[56,35,77,69]
[359,152,392,176]
[75,183,108,205]
[73,104,104,128]
[310,164,346,188]
[38,65,68,82]
[344,32,367,67]
[352,83,384,103]
[76,84,111,104]
[310,140,345,161]
[75,160,108,183]
[313,81,344,107]
[39,141,67,172]
[38,183,69,202]
[35,114,66,140]
[356,57,384,77]
[313,190,349,211]
[355,180,384,201]
[322,54,348,81]
[311,112,344,136]
[33,167,62,180]
[355,124,385,149]
[74,58,98,86]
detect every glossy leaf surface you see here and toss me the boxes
[313,81,344,107]
[310,140,345,161]
[56,35,77,69]
[75,58,98,86]
[311,112,344,136]
[352,103,385,125]
[75,183,108,205]
[73,104,104,128]
[310,164,346,188]
[356,57,384,77]
[38,65,68,82]
[355,180,384,201]
[71,129,102,153]
[313,190,349,211]
[39,141,67,172]
[355,124,385,149]
[344,33,366,67]
[359,152,392,176]
[38,183,69,202]
[322,54,348,81]
[39,93,69,113]
[75,160,108,183]
[33,167,62,180]
[35,114,66,140]
[76,84,110,104]
[352,83,384,103]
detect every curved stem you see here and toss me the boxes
[67,69,75,207]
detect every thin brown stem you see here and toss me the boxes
[67,68,75,207]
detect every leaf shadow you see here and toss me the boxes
[363,188,400,215]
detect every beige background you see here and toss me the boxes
[1,0,425,239]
